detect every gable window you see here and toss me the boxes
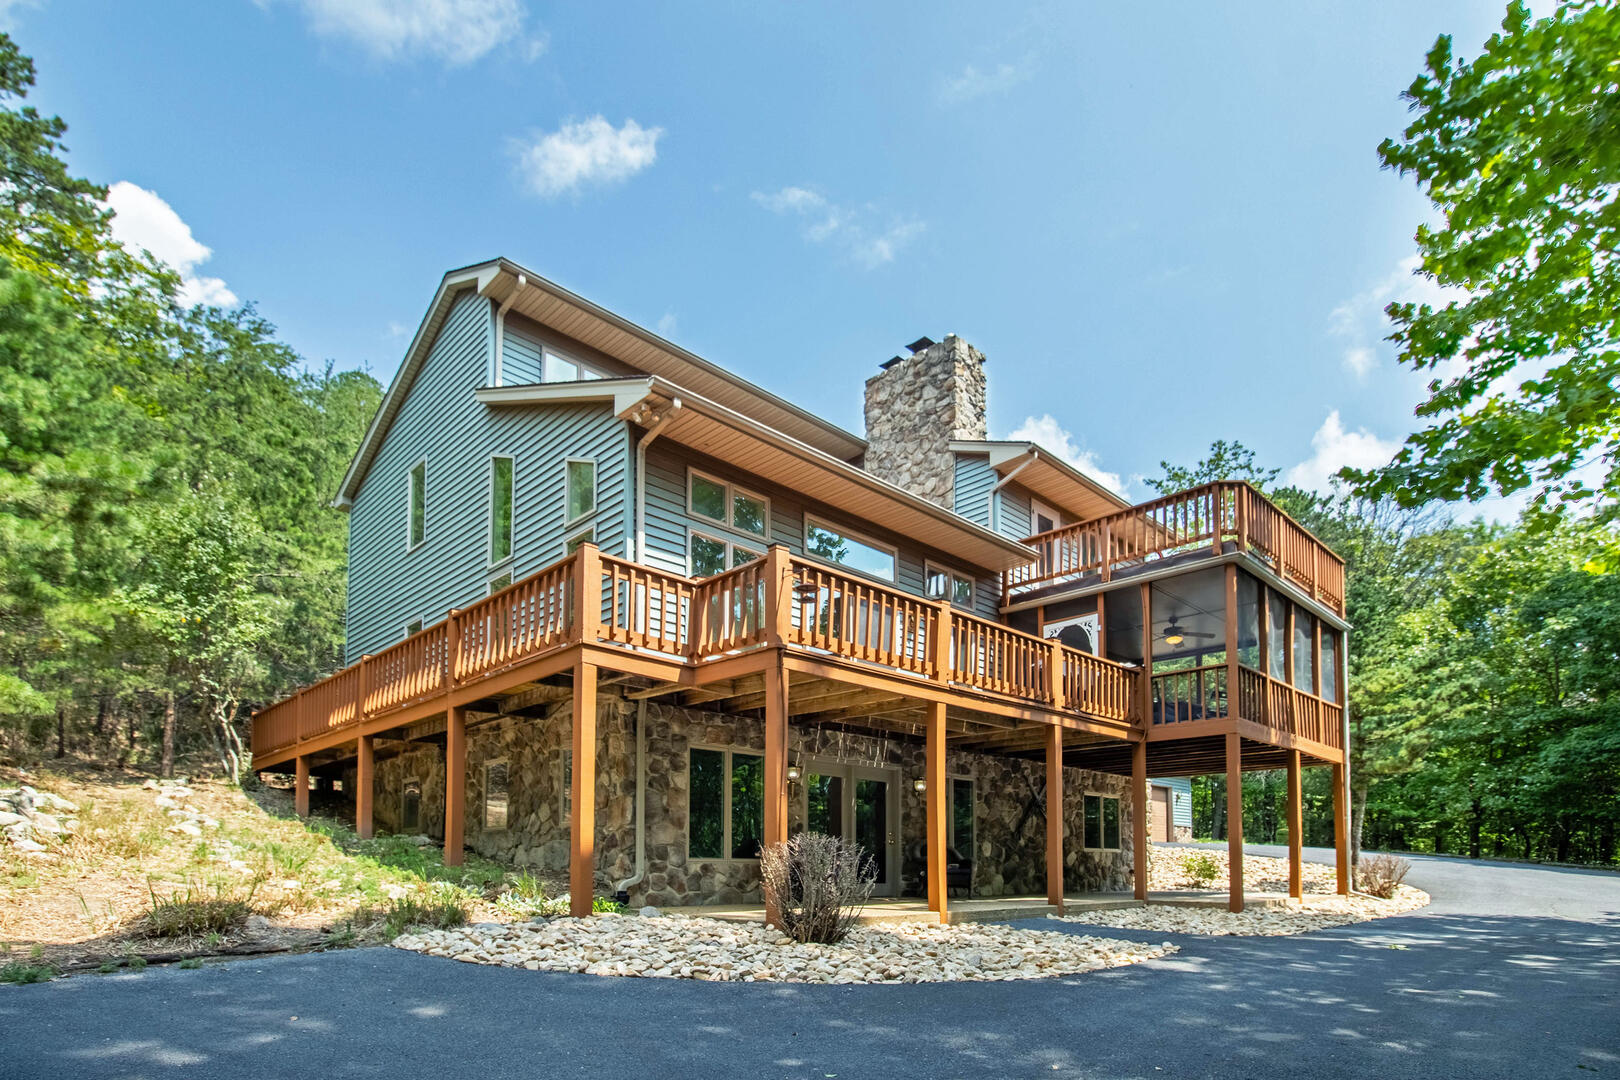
[688,747,764,860]
[688,469,769,540]
[925,562,975,609]
[689,529,762,577]
[484,760,509,830]
[404,617,425,637]
[1083,793,1121,851]
[489,456,514,565]
[407,460,426,550]
[542,346,605,383]
[805,516,897,583]
[402,778,422,832]
[565,459,596,525]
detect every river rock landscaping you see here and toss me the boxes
[392,914,1177,983]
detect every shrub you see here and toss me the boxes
[382,891,469,938]
[1182,852,1221,888]
[144,880,259,938]
[760,832,875,945]
[1357,854,1411,899]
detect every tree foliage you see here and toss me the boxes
[1347,1,1620,529]
[0,33,380,776]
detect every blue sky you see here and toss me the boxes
[10,1,1529,505]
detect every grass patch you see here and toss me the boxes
[379,891,471,938]
[143,880,261,938]
[177,958,203,970]
[0,946,55,985]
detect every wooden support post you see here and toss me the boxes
[1139,582,1153,727]
[765,544,794,647]
[1095,592,1108,658]
[1224,563,1239,720]
[570,662,598,917]
[294,755,309,818]
[1333,762,1351,895]
[444,705,466,867]
[763,657,790,928]
[576,543,602,644]
[356,735,374,840]
[1286,749,1303,900]
[925,701,948,923]
[1045,724,1064,913]
[931,601,952,684]
[1132,737,1149,901]
[1226,732,1243,913]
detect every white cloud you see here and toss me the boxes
[941,59,1033,103]
[1005,414,1127,497]
[0,0,38,30]
[104,181,237,308]
[511,116,663,199]
[751,186,924,269]
[655,311,677,338]
[266,0,538,66]
[1285,411,1400,492]
[1329,254,1461,381]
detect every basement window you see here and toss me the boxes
[484,759,509,831]
[1083,793,1121,851]
[402,779,422,833]
[689,747,764,860]
[949,777,974,856]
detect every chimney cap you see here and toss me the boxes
[907,336,936,354]
[880,355,904,370]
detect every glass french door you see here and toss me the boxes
[802,762,900,896]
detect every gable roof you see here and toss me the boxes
[335,258,868,507]
[949,440,1131,527]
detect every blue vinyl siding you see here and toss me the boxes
[502,329,544,385]
[953,454,994,528]
[996,485,1032,540]
[345,289,632,661]
[1151,776,1194,830]
[645,443,1001,619]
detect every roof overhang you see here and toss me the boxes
[482,377,1038,573]
[949,440,1131,525]
[336,258,869,509]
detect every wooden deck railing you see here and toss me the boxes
[253,544,1149,760]
[1004,482,1346,615]
[1151,663,1229,727]
[1237,666,1345,749]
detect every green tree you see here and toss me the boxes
[1147,439,1280,496]
[1346,1,1620,528]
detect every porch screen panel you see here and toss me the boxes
[1322,630,1340,703]
[1293,607,1316,694]
[1267,590,1287,679]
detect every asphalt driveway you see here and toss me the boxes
[3,849,1616,1080]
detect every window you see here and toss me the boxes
[688,747,764,859]
[1030,498,1062,536]
[484,760,509,830]
[689,529,762,577]
[487,572,513,595]
[542,346,605,383]
[805,516,897,583]
[489,456,514,565]
[407,460,426,549]
[560,750,572,819]
[566,527,594,555]
[949,777,974,856]
[925,562,975,608]
[404,617,424,637]
[1293,606,1316,693]
[565,459,596,525]
[1083,793,1121,850]
[402,778,422,832]
[688,469,769,539]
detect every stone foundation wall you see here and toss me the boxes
[353,687,1137,907]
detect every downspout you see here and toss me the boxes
[631,399,681,563]
[492,273,525,386]
[613,698,649,905]
[989,449,1039,535]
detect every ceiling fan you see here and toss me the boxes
[1160,615,1216,647]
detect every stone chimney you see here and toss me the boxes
[863,335,987,508]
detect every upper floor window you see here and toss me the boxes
[407,459,426,550]
[566,459,596,525]
[404,617,424,637]
[690,529,762,577]
[925,562,975,609]
[489,455,514,565]
[542,346,605,383]
[805,515,896,583]
[688,469,769,539]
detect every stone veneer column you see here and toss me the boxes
[863,336,988,508]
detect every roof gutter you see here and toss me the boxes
[989,449,1038,534]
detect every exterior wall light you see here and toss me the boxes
[786,763,802,783]
[913,778,927,794]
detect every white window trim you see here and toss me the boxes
[802,513,899,584]
[402,777,423,832]
[487,571,514,596]
[686,467,771,542]
[542,344,608,383]
[1082,791,1123,851]
[488,454,515,569]
[405,457,427,553]
[483,758,510,831]
[925,560,976,609]
[687,526,764,577]
[403,617,425,639]
[687,744,766,863]
[564,457,597,528]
